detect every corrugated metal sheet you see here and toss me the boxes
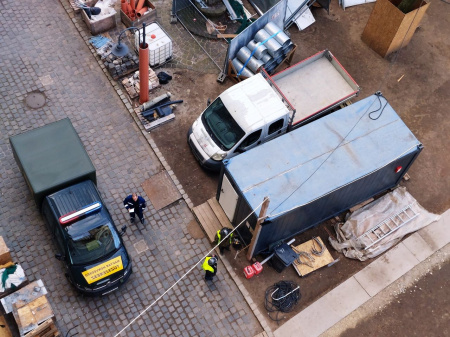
[224,94,422,221]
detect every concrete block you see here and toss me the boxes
[402,232,434,262]
[353,243,419,297]
[418,209,450,252]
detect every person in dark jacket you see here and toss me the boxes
[123,193,146,224]
[202,255,217,281]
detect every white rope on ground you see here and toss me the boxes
[113,198,266,337]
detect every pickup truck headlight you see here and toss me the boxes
[212,152,227,161]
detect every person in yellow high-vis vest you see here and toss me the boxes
[202,255,218,281]
[215,227,233,255]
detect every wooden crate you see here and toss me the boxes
[361,0,430,57]
[120,0,157,28]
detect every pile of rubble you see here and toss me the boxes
[122,67,160,99]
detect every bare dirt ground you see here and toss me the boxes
[150,0,449,330]
[340,259,450,337]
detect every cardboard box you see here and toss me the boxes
[120,0,156,28]
[0,237,11,266]
[361,0,430,57]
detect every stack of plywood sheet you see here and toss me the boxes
[291,237,335,277]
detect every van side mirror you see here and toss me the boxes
[55,253,64,261]
[207,98,211,107]
[120,225,128,236]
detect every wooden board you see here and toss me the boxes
[13,296,54,336]
[217,34,238,38]
[207,198,231,229]
[1,280,47,314]
[24,319,59,337]
[0,314,12,337]
[291,237,334,277]
[193,199,224,242]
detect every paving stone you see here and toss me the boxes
[0,0,262,337]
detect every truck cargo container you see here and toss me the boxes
[215,94,423,257]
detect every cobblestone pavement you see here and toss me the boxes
[0,0,261,336]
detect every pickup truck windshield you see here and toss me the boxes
[202,98,245,150]
[66,222,121,265]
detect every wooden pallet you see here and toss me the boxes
[193,198,230,242]
[24,319,59,337]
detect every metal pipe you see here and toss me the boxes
[142,100,183,117]
[254,29,283,58]
[264,22,291,49]
[236,47,264,73]
[247,40,269,60]
[141,92,172,111]
[247,0,264,16]
[231,58,254,78]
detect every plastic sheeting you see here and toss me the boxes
[0,264,26,292]
[329,187,440,261]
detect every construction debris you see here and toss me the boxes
[122,67,160,99]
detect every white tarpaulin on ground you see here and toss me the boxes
[329,187,440,261]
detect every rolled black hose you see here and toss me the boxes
[264,280,301,324]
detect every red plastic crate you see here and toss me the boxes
[243,266,255,279]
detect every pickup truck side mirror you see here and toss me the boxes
[55,253,65,261]
[119,225,128,236]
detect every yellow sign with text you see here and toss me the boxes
[82,256,124,284]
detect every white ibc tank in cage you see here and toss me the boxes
[135,22,173,67]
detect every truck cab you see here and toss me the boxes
[188,74,290,171]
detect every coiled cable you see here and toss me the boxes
[265,281,301,324]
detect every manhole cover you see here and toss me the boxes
[25,92,46,109]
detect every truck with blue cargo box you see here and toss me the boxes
[188,50,360,170]
[9,118,132,296]
[215,94,423,258]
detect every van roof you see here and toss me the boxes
[219,74,289,131]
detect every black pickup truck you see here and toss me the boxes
[10,118,132,296]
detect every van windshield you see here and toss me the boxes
[202,98,245,150]
[65,222,121,265]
